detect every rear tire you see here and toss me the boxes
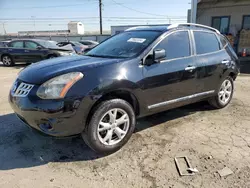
[1,55,14,67]
[82,99,136,154]
[208,76,234,109]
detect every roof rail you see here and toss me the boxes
[167,23,220,34]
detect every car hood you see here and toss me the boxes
[18,55,123,84]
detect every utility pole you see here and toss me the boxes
[99,0,103,35]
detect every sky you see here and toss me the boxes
[0,0,191,34]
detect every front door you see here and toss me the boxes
[24,41,45,62]
[141,30,199,111]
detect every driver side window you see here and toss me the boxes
[25,41,38,49]
[155,31,191,60]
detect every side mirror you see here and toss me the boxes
[153,49,166,62]
[37,46,42,50]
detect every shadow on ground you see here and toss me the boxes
[0,63,27,69]
[0,102,213,170]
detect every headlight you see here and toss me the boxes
[37,72,83,99]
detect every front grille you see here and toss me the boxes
[13,82,34,97]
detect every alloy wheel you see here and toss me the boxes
[2,56,11,65]
[218,79,232,105]
[97,108,130,146]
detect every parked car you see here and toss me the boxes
[9,24,240,153]
[0,39,75,66]
[57,41,87,54]
[79,40,99,53]
[0,40,11,47]
[79,40,99,49]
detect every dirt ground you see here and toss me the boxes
[0,64,250,188]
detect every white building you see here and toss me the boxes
[68,21,84,35]
[196,0,250,34]
[196,0,250,55]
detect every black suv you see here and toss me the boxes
[9,24,240,153]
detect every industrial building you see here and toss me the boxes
[68,21,84,35]
[18,21,84,36]
[196,0,250,56]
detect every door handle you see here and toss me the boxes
[24,50,29,52]
[185,66,196,71]
[222,60,230,64]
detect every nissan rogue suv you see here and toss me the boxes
[9,24,240,153]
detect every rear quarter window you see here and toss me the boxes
[219,35,228,48]
[194,31,220,55]
[8,41,24,48]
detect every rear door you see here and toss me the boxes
[7,41,26,62]
[24,41,46,62]
[192,31,231,93]
[141,30,199,110]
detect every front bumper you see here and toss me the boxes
[9,87,86,137]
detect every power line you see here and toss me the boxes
[0,16,186,21]
[0,0,134,10]
[109,0,168,17]
[0,0,99,10]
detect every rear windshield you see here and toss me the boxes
[86,31,161,58]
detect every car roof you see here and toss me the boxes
[125,23,220,34]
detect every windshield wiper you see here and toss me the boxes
[85,54,109,58]
[85,54,126,59]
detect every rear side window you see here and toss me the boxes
[9,41,23,48]
[155,31,190,60]
[194,31,220,55]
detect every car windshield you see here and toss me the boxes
[86,31,161,58]
[37,40,59,48]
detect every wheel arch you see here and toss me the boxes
[1,53,12,60]
[47,54,58,59]
[229,71,237,80]
[85,89,140,127]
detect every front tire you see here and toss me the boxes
[208,76,234,109]
[82,99,136,154]
[1,55,14,66]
